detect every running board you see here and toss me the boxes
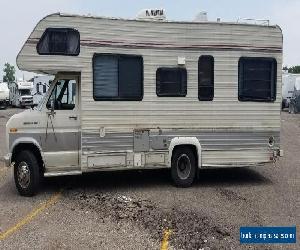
[44,170,82,177]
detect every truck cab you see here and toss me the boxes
[5,73,80,196]
[9,81,34,108]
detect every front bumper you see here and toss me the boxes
[20,100,33,106]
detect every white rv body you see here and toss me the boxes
[282,73,300,109]
[0,82,10,108]
[9,81,33,107]
[4,13,283,193]
[32,75,54,106]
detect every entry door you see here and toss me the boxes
[44,75,80,171]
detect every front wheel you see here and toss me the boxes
[14,150,41,196]
[171,147,196,187]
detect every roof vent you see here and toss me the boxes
[193,11,208,22]
[136,8,166,21]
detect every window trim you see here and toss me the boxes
[198,55,214,101]
[238,57,277,102]
[37,28,80,56]
[156,67,187,97]
[93,53,144,101]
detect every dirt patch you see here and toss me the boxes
[217,188,247,202]
[71,191,236,249]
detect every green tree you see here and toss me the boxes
[3,63,16,85]
[288,65,300,74]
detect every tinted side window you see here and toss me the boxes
[93,54,143,101]
[37,28,80,56]
[238,57,277,102]
[156,68,187,97]
[198,56,214,101]
[47,79,76,110]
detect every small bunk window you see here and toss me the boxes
[93,54,143,101]
[37,28,80,56]
[156,68,187,97]
[198,56,214,101]
[239,57,277,102]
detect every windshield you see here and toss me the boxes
[37,79,56,110]
[20,89,31,95]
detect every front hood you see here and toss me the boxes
[6,109,41,131]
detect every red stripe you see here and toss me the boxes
[27,38,282,53]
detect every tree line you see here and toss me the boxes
[2,63,16,86]
[283,65,300,74]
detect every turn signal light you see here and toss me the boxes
[10,128,18,133]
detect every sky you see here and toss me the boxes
[0,0,299,80]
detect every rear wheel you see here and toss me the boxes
[14,150,41,196]
[171,147,196,187]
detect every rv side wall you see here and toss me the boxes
[16,14,283,171]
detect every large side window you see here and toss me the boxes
[156,68,187,97]
[198,56,214,101]
[238,57,277,102]
[93,54,143,101]
[37,28,80,56]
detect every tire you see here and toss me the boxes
[14,150,41,196]
[171,147,196,187]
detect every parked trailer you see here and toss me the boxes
[0,82,9,109]
[4,11,283,196]
[289,78,300,114]
[9,81,33,107]
[282,73,300,109]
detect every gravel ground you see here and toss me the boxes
[0,108,299,249]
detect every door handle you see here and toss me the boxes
[69,115,78,120]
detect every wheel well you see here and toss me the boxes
[12,143,44,173]
[172,144,198,166]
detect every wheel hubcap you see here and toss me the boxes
[17,162,30,189]
[176,154,191,180]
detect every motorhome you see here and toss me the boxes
[4,11,283,196]
[282,72,300,109]
[32,75,54,106]
[289,78,300,113]
[0,82,9,109]
[9,80,33,107]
